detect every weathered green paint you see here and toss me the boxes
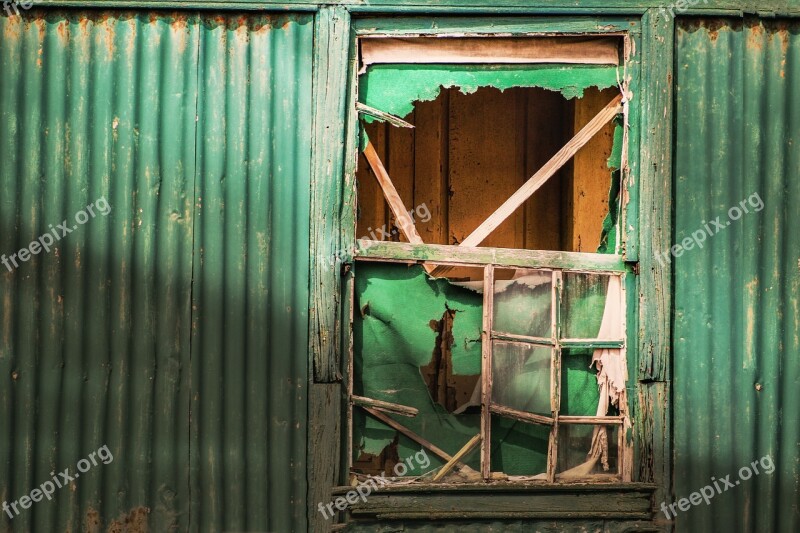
[353,16,642,35]
[631,14,673,522]
[360,64,620,120]
[339,482,654,521]
[307,7,351,532]
[30,0,800,18]
[674,17,800,533]
[310,6,350,384]
[0,10,313,532]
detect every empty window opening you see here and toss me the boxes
[356,85,623,256]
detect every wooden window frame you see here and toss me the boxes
[308,10,677,529]
[344,25,639,486]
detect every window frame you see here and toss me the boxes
[342,19,641,487]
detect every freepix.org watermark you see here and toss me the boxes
[2,0,33,17]
[2,445,114,520]
[317,449,431,520]
[660,454,775,520]
[1,196,111,273]
[329,202,432,266]
[654,192,764,267]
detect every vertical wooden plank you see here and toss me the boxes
[548,270,562,482]
[480,265,495,479]
[310,6,349,383]
[524,88,570,251]
[387,110,416,241]
[413,93,449,245]
[635,8,673,527]
[569,86,619,252]
[308,6,350,532]
[623,31,642,262]
[449,88,523,249]
[356,122,388,239]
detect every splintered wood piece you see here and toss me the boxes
[352,395,419,417]
[432,433,481,481]
[460,93,624,249]
[363,140,435,275]
[356,102,415,129]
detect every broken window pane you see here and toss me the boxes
[491,417,550,477]
[491,341,551,416]
[557,424,619,478]
[561,273,623,340]
[493,269,552,338]
[560,349,602,417]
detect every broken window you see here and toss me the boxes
[346,34,633,486]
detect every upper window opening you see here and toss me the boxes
[357,84,623,256]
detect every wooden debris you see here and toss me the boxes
[352,395,419,417]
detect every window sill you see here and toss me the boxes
[332,482,656,521]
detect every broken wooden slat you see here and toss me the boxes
[490,404,555,427]
[558,416,625,425]
[361,406,469,471]
[459,93,624,250]
[360,37,621,67]
[432,433,481,482]
[351,395,419,417]
[357,102,415,129]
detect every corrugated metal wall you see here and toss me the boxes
[0,10,312,531]
[674,18,800,533]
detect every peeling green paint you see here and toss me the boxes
[359,64,620,120]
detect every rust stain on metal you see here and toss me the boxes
[57,19,69,44]
[85,507,102,533]
[106,506,150,533]
[3,12,21,40]
[171,13,189,54]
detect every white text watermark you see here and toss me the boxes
[655,192,763,267]
[3,445,114,520]
[660,454,775,520]
[1,196,111,273]
[318,449,431,520]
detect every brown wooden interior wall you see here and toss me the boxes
[356,85,619,253]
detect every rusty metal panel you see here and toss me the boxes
[0,9,312,531]
[674,18,800,532]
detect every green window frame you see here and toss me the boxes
[342,18,642,485]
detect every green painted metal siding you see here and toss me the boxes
[0,10,312,531]
[675,18,800,532]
